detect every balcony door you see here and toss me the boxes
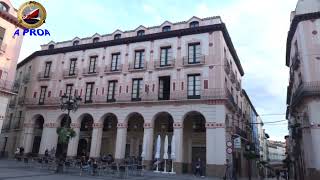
[159,76,170,100]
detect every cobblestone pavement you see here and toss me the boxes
[0,160,280,180]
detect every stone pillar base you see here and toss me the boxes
[206,164,226,177]
[174,162,183,174]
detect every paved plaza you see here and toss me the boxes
[0,159,280,180]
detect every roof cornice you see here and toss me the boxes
[286,11,320,66]
[18,23,244,75]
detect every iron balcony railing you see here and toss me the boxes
[37,71,52,81]
[292,52,300,71]
[128,61,147,72]
[182,55,205,66]
[24,97,60,106]
[104,64,123,74]
[82,67,100,76]
[23,73,31,84]
[291,81,320,107]
[224,59,230,75]
[154,59,175,69]
[0,79,14,93]
[24,88,238,107]
[63,68,79,78]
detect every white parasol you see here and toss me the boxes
[170,134,176,174]
[154,135,161,172]
[163,135,169,173]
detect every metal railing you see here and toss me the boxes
[182,55,205,66]
[37,71,52,81]
[292,52,300,71]
[0,79,14,93]
[63,68,79,78]
[24,88,238,107]
[104,64,123,74]
[224,59,230,74]
[291,81,320,106]
[82,67,100,76]
[128,61,147,72]
[23,73,31,84]
[154,59,175,69]
[25,97,60,106]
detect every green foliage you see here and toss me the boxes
[56,127,76,144]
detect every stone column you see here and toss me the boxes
[89,122,103,158]
[114,122,127,161]
[206,122,227,177]
[22,123,35,154]
[39,122,59,155]
[142,122,154,170]
[173,122,183,174]
[67,123,80,158]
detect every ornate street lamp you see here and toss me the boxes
[56,93,81,172]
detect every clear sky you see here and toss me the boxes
[11,0,298,141]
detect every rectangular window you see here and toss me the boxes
[111,53,120,71]
[188,43,201,64]
[44,62,52,77]
[88,56,97,73]
[65,84,73,97]
[107,80,118,102]
[187,74,201,99]
[85,82,94,103]
[0,26,5,47]
[69,58,77,75]
[134,50,145,69]
[158,76,171,100]
[39,86,47,104]
[132,79,143,101]
[160,47,172,66]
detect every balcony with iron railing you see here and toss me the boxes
[230,71,236,83]
[63,68,79,78]
[37,71,52,81]
[224,59,230,75]
[154,59,175,69]
[104,64,123,74]
[25,88,237,107]
[128,61,147,72]
[82,67,99,76]
[182,55,205,66]
[0,79,14,93]
[291,52,300,71]
[17,96,25,105]
[291,81,320,107]
[22,73,31,84]
[24,97,60,106]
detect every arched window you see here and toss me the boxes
[48,44,54,49]
[137,30,145,36]
[189,21,199,28]
[73,40,79,46]
[162,26,171,32]
[0,2,9,12]
[114,34,121,40]
[93,37,99,43]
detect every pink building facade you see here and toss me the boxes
[1,16,260,178]
[0,0,23,134]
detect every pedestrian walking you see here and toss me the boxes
[194,157,203,177]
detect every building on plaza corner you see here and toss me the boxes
[0,0,23,138]
[285,0,320,179]
[0,16,260,177]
